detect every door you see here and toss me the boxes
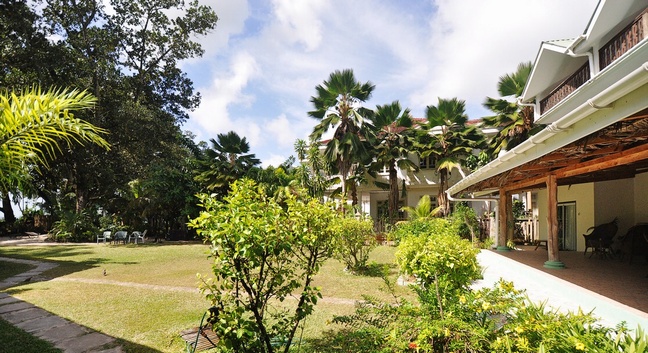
[557,202,577,251]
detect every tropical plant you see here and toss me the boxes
[194,131,260,195]
[417,97,485,217]
[0,87,109,193]
[309,69,375,204]
[293,139,332,200]
[401,195,437,221]
[189,179,339,353]
[482,61,544,157]
[370,101,417,224]
[331,215,376,272]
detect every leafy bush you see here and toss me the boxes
[331,216,376,273]
[450,203,480,242]
[388,218,442,244]
[395,217,481,290]
[189,179,339,353]
[50,210,97,242]
[305,214,648,353]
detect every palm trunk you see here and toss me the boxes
[438,169,449,217]
[388,160,399,224]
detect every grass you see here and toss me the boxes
[0,242,408,352]
[0,261,35,281]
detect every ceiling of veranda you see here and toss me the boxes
[464,108,648,194]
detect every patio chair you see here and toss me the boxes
[181,308,218,353]
[128,230,146,244]
[97,230,111,244]
[113,230,128,244]
[583,218,618,257]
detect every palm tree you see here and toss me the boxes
[0,86,109,193]
[370,101,417,224]
[482,61,542,156]
[293,139,332,200]
[418,98,484,217]
[309,69,375,203]
[195,131,260,195]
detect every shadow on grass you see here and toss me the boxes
[353,262,396,278]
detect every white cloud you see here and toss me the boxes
[193,0,249,60]
[413,0,599,116]
[271,0,328,52]
[191,51,259,138]
[185,0,600,164]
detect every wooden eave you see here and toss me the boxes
[463,108,648,194]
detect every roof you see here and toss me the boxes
[521,0,648,102]
[448,43,648,196]
[448,0,648,197]
[461,109,648,194]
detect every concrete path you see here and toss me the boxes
[0,257,123,353]
[474,250,648,331]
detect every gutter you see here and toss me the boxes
[448,60,648,197]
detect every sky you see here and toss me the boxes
[180,0,600,167]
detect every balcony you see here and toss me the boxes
[599,7,648,70]
[539,7,648,115]
[540,62,590,114]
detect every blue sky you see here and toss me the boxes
[180,0,599,167]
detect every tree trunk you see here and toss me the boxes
[388,160,399,224]
[2,193,16,225]
[350,182,358,206]
[437,169,449,217]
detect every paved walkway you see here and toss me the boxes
[0,257,123,353]
[474,250,648,331]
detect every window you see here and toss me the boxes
[419,156,434,169]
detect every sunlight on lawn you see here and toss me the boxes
[0,244,408,352]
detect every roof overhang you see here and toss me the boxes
[521,40,588,101]
[448,48,648,197]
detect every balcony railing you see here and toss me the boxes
[540,62,590,114]
[599,7,648,70]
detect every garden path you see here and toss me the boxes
[0,257,124,353]
[474,249,648,331]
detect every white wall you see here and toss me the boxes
[537,183,595,251]
[634,172,648,223]
[594,178,635,236]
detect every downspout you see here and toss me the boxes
[566,34,595,77]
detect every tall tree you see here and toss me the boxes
[418,98,484,217]
[29,0,217,218]
[195,131,261,195]
[370,101,417,224]
[482,61,542,157]
[309,69,375,204]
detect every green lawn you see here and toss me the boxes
[0,243,406,352]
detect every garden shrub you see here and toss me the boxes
[395,217,481,290]
[50,210,97,242]
[388,218,444,244]
[331,215,377,273]
[449,203,480,242]
[305,215,648,353]
[189,179,339,353]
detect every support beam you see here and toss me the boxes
[497,189,511,251]
[545,174,565,269]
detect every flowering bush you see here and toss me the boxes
[304,217,648,353]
